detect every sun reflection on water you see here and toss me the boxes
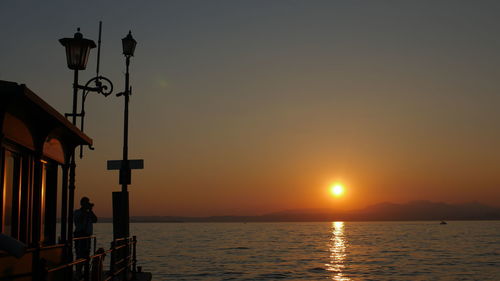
[326,221,350,280]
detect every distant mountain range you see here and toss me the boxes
[98,201,500,223]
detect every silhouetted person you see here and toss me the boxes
[74,197,97,278]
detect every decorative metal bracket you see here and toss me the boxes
[62,21,115,158]
[78,75,114,158]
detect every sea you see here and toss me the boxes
[91,221,500,280]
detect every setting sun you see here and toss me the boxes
[330,184,345,197]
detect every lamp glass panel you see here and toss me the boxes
[122,39,136,56]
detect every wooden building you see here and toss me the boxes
[0,80,92,280]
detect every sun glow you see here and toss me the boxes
[330,184,345,197]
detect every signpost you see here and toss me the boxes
[107,159,144,240]
[107,159,144,170]
[107,159,144,185]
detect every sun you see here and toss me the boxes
[330,183,345,197]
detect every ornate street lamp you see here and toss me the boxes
[108,31,138,279]
[58,25,114,272]
[113,31,137,242]
[59,28,96,70]
[117,30,137,192]
[60,25,114,131]
[60,28,95,127]
[60,25,114,158]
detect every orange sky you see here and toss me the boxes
[2,1,500,216]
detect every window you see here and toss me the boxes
[40,160,47,242]
[2,150,21,238]
[41,160,59,245]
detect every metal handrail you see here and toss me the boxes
[0,236,137,281]
[73,235,98,255]
[46,258,87,273]
[73,235,96,241]
[42,236,138,281]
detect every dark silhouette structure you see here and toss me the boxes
[0,81,148,281]
[0,80,92,279]
[0,24,149,281]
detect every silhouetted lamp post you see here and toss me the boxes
[59,24,114,255]
[59,28,96,247]
[112,31,137,243]
[119,31,137,192]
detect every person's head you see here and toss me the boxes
[80,197,94,209]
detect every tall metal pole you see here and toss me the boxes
[67,69,79,281]
[123,55,130,238]
[68,69,78,243]
[122,56,130,192]
[62,67,79,244]
[72,70,79,126]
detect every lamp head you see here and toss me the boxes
[122,30,137,57]
[59,28,96,70]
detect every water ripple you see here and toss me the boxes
[91,221,500,280]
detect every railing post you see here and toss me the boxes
[92,248,105,281]
[83,256,90,281]
[39,258,48,281]
[126,237,131,280]
[132,235,137,277]
[110,241,115,279]
[63,240,72,280]
[69,237,74,281]
[32,242,40,281]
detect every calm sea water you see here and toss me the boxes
[92,221,500,280]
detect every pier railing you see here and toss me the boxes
[72,235,98,255]
[43,236,137,281]
[0,235,138,281]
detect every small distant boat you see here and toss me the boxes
[440,221,447,225]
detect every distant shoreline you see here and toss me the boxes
[94,218,500,223]
[61,201,500,223]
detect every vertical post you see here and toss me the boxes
[124,56,130,173]
[0,145,3,234]
[39,258,47,281]
[112,192,129,239]
[121,55,131,280]
[45,164,58,244]
[67,155,76,242]
[60,164,68,242]
[121,56,130,192]
[32,244,48,281]
[32,153,42,245]
[68,69,78,239]
[132,235,137,278]
[72,70,79,126]
[110,241,115,277]
[84,258,90,281]
[32,242,40,281]
[68,68,79,243]
[67,155,76,281]
[67,69,79,281]
[19,154,30,243]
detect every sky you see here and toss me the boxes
[1,1,500,217]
